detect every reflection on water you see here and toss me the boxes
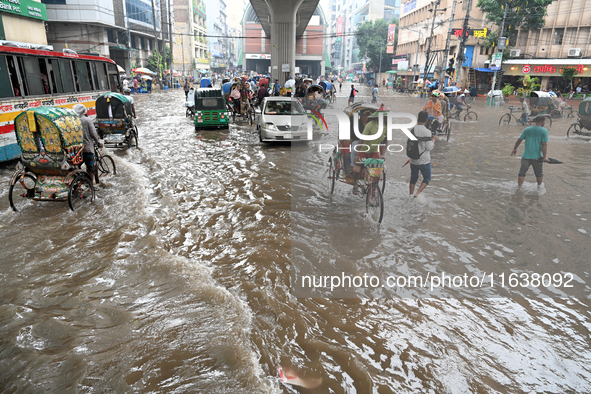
[0,85,590,393]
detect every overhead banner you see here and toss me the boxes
[337,17,344,37]
[452,28,488,38]
[387,24,396,54]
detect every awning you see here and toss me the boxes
[386,70,397,74]
[474,68,504,73]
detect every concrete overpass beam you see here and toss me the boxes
[267,0,304,85]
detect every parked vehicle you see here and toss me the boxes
[567,98,591,137]
[94,92,138,149]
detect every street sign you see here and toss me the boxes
[498,37,506,50]
[282,64,290,72]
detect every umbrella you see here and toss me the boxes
[141,75,152,80]
[284,79,296,89]
[442,86,461,94]
[117,64,125,73]
[132,67,155,75]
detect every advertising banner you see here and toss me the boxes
[386,24,396,54]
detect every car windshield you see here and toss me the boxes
[264,101,305,115]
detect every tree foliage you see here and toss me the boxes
[146,45,172,75]
[477,0,553,49]
[560,66,580,91]
[355,19,398,72]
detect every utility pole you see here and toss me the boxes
[168,0,173,78]
[378,41,383,83]
[181,35,185,77]
[422,0,444,96]
[454,0,474,87]
[151,0,161,82]
[490,0,508,96]
[412,30,423,86]
[438,0,458,88]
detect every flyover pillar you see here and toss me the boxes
[267,0,304,85]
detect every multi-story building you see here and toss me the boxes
[206,0,228,73]
[396,0,591,92]
[41,0,171,76]
[328,0,402,75]
[0,0,48,47]
[173,0,208,77]
[239,3,327,77]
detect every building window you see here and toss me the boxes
[107,30,116,43]
[553,28,564,45]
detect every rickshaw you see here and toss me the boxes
[8,107,95,212]
[319,81,336,103]
[567,98,591,137]
[200,77,212,88]
[528,91,555,127]
[324,103,386,223]
[222,81,255,124]
[301,84,327,112]
[94,92,138,148]
[194,88,230,130]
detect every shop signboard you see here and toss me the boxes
[0,0,47,20]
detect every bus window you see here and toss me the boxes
[75,61,92,91]
[96,63,109,91]
[106,63,121,92]
[89,62,99,91]
[58,60,75,93]
[0,55,16,98]
[20,57,45,96]
[38,59,51,94]
[16,58,30,96]
[48,59,64,93]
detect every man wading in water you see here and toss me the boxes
[511,115,549,190]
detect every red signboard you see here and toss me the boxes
[521,64,584,74]
[337,17,344,37]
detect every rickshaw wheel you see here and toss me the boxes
[545,117,552,128]
[248,108,254,125]
[446,121,452,141]
[567,123,581,138]
[68,174,95,211]
[97,155,116,179]
[9,172,36,212]
[325,157,337,195]
[127,128,138,149]
[365,182,384,223]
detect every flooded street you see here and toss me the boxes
[1,84,591,393]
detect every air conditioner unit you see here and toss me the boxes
[510,49,521,57]
[568,48,581,57]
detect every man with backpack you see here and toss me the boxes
[408,111,437,198]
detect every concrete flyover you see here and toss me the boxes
[248,0,320,84]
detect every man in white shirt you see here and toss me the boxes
[409,111,438,197]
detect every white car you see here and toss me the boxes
[257,97,310,142]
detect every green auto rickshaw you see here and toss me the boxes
[194,88,229,130]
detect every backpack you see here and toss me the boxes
[406,128,430,160]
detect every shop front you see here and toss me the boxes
[502,60,591,93]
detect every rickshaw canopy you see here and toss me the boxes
[306,84,324,96]
[319,81,333,91]
[200,78,212,87]
[14,107,84,164]
[579,98,591,116]
[95,92,133,119]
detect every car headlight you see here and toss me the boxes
[265,122,278,131]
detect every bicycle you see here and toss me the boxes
[499,106,553,127]
[228,97,255,125]
[94,145,116,181]
[449,103,478,122]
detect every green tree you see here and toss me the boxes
[355,19,398,72]
[501,83,514,97]
[560,66,579,92]
[146,45,172,74]
[477,0,553,50]
[517,75,541,97]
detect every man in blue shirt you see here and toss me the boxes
[510,116,549,188]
